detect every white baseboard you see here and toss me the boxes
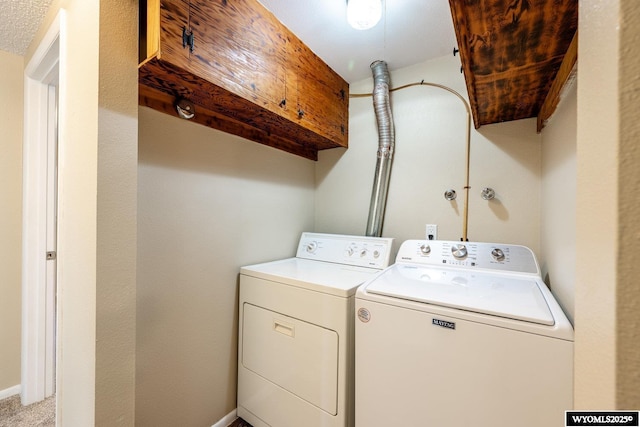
[211,408,238,427]
[0,384,21,400]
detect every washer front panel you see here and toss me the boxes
[354,299,573,427]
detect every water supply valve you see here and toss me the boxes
[481,187,496,200]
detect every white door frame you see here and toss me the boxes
[22,10,65,406]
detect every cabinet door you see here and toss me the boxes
[157,0,190,64]
[188,0,287,110]
[289,37,348,145]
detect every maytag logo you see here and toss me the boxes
[432,318,456,330]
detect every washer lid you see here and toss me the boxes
[365,264,555,325]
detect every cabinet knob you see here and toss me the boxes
[175,98,195,120]
[298,109,304,118]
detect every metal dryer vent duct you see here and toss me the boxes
[366,60,395,237]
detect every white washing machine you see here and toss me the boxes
[355,239,574,427]
[238,232,394,427]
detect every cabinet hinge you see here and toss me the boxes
[182,26,194,53]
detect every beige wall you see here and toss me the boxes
[617,0,640,407]
[576,0,640,408]
[540,82,577,323]
[576,0,619,408]
[0,49,24,393]
[136,107,315,426]
[95,0,138,424]
[26,0,138,424]
[317,55,541,256]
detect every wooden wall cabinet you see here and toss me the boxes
[447,0,578,131]
[139,0,349,160]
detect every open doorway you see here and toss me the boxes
[22,11,62,407]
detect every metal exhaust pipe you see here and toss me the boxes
[366,60,395,237]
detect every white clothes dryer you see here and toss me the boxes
[238,232,393,427]
[355,240,573,427]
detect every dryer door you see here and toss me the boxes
[241,302,339,415]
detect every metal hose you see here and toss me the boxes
[365,60,395,237]
[354,81,472,241]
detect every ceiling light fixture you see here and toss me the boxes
[347,0,382,30]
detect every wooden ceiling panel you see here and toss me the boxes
[449,0,578,128]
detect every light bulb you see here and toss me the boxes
[347,0,382,30]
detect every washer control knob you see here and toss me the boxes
[373,250,381,259]
[451,244,468,259]
[491,248,506,261]
[360,249,368,257]
[345,246,355,257]
[306,241,318,253]
[420,244,431,255]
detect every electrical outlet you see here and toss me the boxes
[426,224,438,241]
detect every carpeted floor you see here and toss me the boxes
[0,394,55,427]
[0,395,253,427]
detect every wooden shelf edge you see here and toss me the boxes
[537,31,578,133]
[448,0,482,129]
[139,82,321,161]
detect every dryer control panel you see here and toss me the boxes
[396,240,539,275]
[296,232,394,269]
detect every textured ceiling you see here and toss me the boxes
[0,0,457,84]
[0,0,53,56]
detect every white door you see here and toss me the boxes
[44,82,58,397]
[22,15,61,404]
